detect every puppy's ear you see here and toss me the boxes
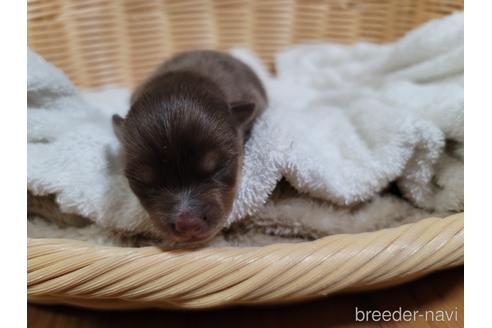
[230,101,256,130]
[112,114,126,143]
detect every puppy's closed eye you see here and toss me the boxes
[127,164,155,185]
[200,151,221,174]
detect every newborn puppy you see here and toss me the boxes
[112,50,267,246]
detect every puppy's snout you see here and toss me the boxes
[173,211,207,238]
[149,193,227,243]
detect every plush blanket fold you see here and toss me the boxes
[27,13,463,246]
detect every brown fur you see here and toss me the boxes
[113,50,267,246]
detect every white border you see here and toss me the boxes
[0,1,27,326]
[465,2,492,327]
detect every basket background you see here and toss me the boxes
[28,0,464,89]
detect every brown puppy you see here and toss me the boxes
[112,50,267,246]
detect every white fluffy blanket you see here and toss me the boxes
[27,13,463,246]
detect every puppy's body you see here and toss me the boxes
[132,51,267,121]
[113,50,267,246]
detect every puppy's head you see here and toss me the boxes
[113,94,255,246]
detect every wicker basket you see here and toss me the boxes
[27,0,464,309]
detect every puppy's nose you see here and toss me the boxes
[174,212,207,237]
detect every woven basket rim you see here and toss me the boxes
[28,212,464,309]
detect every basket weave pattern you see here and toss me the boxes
[28,0,464,309]
[29,214,463,309]
[28,0,464,88]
